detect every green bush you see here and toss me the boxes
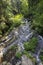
[15,52,22,59]
[20,0,29,16]
[10,44,17,50]
[24,37,38,52]
[10,14,23,27]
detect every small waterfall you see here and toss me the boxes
[0,19,33,53]
[34,35,43,65]
[35,35,43,56]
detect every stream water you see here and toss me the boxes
[0,19,43,65]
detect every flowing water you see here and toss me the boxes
[0,19,43,65]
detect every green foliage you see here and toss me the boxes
[15,52,22,59]
[32,15,43,36]
[40,51,43,62]
[36,0,43,14]
[0,0,23,37]
[10,44,17,50]
[0,0,43,37]
[24,37,38,52]
[10,14,23,27]
[13,14,23,27]
[0,0,13,36]
[30,0,43,36]
[11,0,21,13]
[20,0,29,16]
[40,55,43,61]
[11,0,29,16]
